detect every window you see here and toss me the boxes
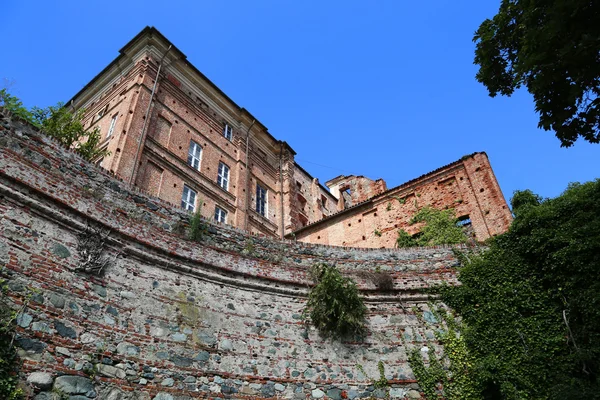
[217,162,229,190]
[96,105,108,122]
[457,215,472,227]
[223,124,233,140]
[214,206,227,223]
[256,184,267,217]
[181,185,197,212]
[187,140,202,170]
[321,195,328,210]
[107,114,118,139]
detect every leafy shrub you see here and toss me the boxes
[303,263,367,339]
[396,229,417,248]
[0,89,109,161]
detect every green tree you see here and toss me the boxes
[474,0,600,147]
[441,181,600,399]
[0,90,108,161]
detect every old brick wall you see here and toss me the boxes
[326,176,388,211]
[294,153,513,248]
[0,112,462,399]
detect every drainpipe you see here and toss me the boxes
[279,141,285,239]
[244,119,256,231]
[129,45,172,185]
[463,163,492,239]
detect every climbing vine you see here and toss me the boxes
[396,206,467,247]
[0,271,25,400]
[408,305,480,400]
[357,361,389,396]
[437,181,600,399]
[303,263,367,340]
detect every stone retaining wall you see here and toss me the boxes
[0,111,459,399]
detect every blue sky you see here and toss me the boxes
[2,1,598,201]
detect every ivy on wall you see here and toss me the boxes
[396,206,467,247]
[409,305,480,400]
[0,272,25,400]
[430,180,600,399]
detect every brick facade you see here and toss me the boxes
[70,27,338,239]
[293,153,513,248]
[69,26,511,247]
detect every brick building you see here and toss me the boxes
[69,27,336,239]
[69,26,512,246]
[291,152,513,248]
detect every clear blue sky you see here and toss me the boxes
[2,1,598,201]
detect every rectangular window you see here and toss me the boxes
[187,140,202,170]
[256,184,267,217]
[181,185,197,212]
[107,114,118,139]
[217,162,230,190]
[214,206,227,223]
[223,124,233,141]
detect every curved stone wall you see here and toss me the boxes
[0,112,459,399]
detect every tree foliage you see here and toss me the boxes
[440,181,600,399]
[474,0,600,147]
[303,263,367,340]
[0,89,109,161]
[396,206,468,247]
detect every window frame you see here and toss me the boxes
[181,184,197,212]
[223,124,233,141]
[214,206,228,224]
[256,183,268,217]
[187,140,202,171]
[217,162,230,191]
[107,113,118,139]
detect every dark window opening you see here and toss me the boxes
[457,215,472,227]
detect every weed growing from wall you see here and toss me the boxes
[188,210,208,242]
[242,238,256,256]
[303,263,367,340]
